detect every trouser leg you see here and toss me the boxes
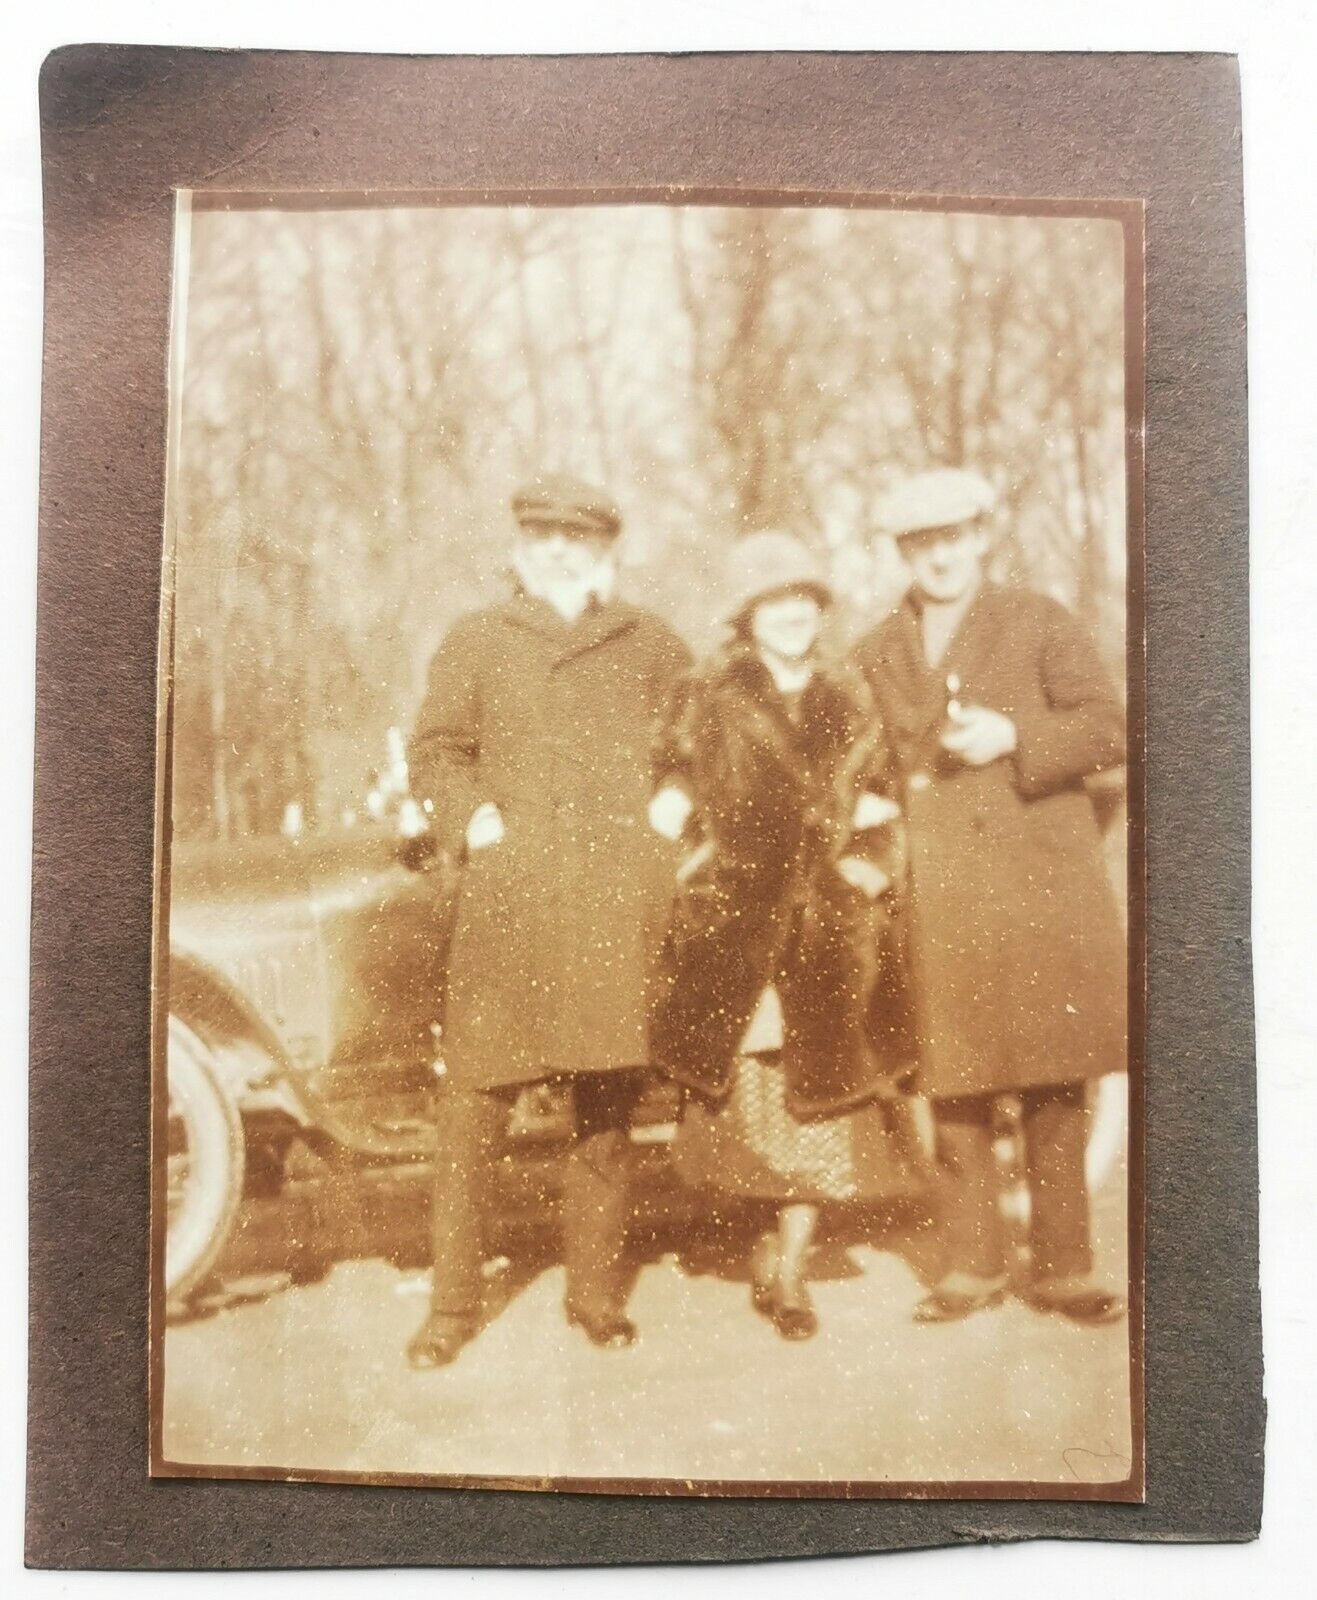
[428,1083,509,1323]
[561,1071,641,1314]
[932,1093,1008,1280]
[1020,1081,1093,1281]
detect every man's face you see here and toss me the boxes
[516,526,613,588]
[898,522,990,603]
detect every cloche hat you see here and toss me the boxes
[722,530,833,623]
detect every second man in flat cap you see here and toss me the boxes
[852,468,1128,1328]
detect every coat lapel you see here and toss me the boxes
[729,653,815,770]
[552,598,639,667]
[712,653,796,786]
[499,590,568,642]
[496,590,640,667]
[882,596,946,748]
[720,653,855,793]
[882,583,1007,751]
[940,583,1007,698]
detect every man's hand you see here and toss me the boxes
[395,796,436,871]
[466,802,505,852]
[397,795,429,839]
[836,856,890,899]
[648,784,694,842]
[939,704,1018,768]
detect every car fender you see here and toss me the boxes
[165,946,312,1126]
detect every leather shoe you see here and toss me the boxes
[1025,1281,1127,1325]
[565,1301,637,1348]
[912,1282,1008,1324]
[406,1315,475,1370]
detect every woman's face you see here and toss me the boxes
[749,590,824,660]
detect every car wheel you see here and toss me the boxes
[165,1015,245,1303]
[901,1075,1129,1211]
[994,1073,1130,1225]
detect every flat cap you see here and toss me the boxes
[510,473,622,539]
[873,468,996,537]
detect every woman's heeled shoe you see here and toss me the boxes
[405,1314,476,1370]
[772,1280,818,1341]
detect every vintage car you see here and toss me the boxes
[162,766,1130,1309]
[162,810,697,1305]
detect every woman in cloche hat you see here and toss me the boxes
[648,531,920,1340]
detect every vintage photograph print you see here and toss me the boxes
[151,190,1142,1498]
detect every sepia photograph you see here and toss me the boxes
[151,189,1140,1498]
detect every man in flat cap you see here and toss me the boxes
[851,468,1128,1326]
[403,474,691,1368]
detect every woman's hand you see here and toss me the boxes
[676,839,715,885]
[649,784,694,842]
[465,802,505,852]
[836,855,890,899]
[852,791,902,830]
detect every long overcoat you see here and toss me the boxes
[408,591,691,1092]
[851,584,1127,1101]
[650,647,909,1119]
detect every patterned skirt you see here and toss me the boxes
[672,1048,926,1204]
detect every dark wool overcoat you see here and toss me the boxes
[408,591,691,1092]
[650,647,910,1119]
[851,584,1127,1101]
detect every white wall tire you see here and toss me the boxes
[996,1073,1129,1225]
[904,1094,938,1167]
[165,1015,246,1303]
[904,1073,1129,1221]
[1085,1071,1129,1191]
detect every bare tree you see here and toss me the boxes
[170,202,1129,840]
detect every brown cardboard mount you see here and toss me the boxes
[28,47,1259,1566]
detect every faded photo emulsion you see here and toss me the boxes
[152,192,1140,1498]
